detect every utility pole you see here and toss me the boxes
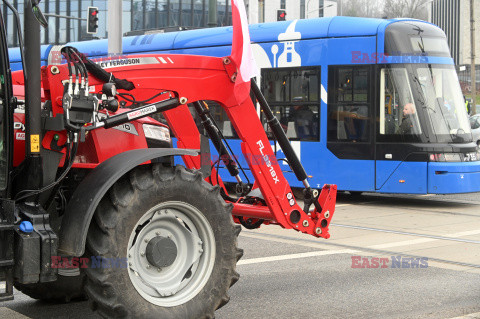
[108,0,123,55]
[208,0,217,27]
[471,0,476,114]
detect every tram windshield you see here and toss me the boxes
[414,65,471,141]
[379,64,471,143]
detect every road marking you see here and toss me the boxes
[370,228,480,250]
[448,312,480,319]
[239,228,480,266]
[237,249,357,265]
[0,307,30,318]
[336,201,375,207]
[332,224,480,245]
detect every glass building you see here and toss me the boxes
[3,0,232,47]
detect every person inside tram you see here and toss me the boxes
[285,97,317,140]
[397,103,417,134]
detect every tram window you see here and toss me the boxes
[379,67,421,137]
[187,101,238,139]
[328,66,370,142]
[263,70,291,102]
[207,101,239,138]
[261,67,321,141]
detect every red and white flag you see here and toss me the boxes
[230,0,258,103]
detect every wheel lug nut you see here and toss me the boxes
[155,232,160,236]
[144,239,149,243]
[146,265,150,269]
[140,252,145,257]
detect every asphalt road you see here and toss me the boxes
[1,191,480,319]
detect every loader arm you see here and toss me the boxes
[44,53,336,239]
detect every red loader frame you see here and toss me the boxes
[41,53,337,239]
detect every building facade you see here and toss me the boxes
[429,0,479,97]
[3,0,337,47]
[429,0,479,66]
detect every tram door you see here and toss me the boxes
[260,67,321,183]
[326,65,375,191]
[376,66,427,193]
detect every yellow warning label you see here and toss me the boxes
[31,134,40,153]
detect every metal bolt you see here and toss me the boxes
[140,252,145,257]
[302,220,309,227]
[223,57,231,65]
[315,227,322,235]
[324,211,330,219]
[313,189,319,197]
[155,232,160,236]
[146,265,151,269]
[144,238,149,243]
[157,268,161,272]
[128,254,131,258]
[231,73,237,82]
[179,97,188,104]
[129,262,132,266]
[51,66,60,75]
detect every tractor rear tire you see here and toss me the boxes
[14,273,86,302]
[84,164,243,319]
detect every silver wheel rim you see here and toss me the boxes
[127,201,216,307]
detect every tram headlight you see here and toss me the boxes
[429,152,478,162]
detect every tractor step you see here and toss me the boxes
[0,268,13,301]
[0,200,15,301]
[0,229,14,301]
[0,224,14,231]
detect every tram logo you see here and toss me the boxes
[351,255,429,268]
[263,20,302,69]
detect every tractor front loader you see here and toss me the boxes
[0,1,337,318]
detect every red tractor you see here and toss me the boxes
[0,1,336,318]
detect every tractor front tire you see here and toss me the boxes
[84,164,242,319]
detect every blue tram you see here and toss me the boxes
[9,16,480,194]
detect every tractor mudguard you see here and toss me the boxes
[57,148,198,257]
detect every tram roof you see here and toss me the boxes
[8,16,432,63]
